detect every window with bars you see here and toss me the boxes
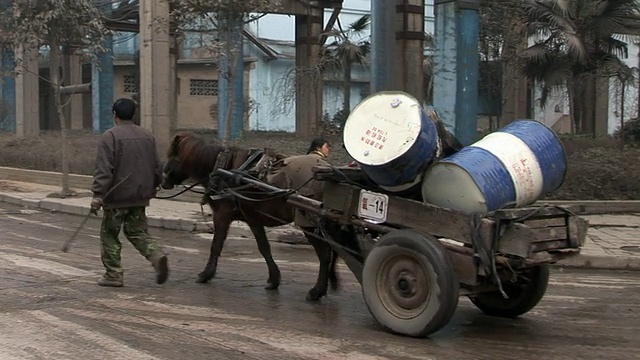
[123,74,138,93]
[190,79,218,96]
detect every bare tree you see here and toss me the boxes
[271,14,374,125]
[479,0,526,128]
[0,0,111,197]
[170,0,279,142]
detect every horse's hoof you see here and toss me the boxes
[305,288,325,301]
[265,273,280,290]
[329,280,340,292]
[196,272,213,284]
[329,276,340,291]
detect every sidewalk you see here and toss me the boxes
[0,180,303,240]
[1,179,639,271]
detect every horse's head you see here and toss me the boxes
[161,133,191,190]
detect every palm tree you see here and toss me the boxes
[519,0,640,135]
[323,14,371,114]
[424,32,436,105]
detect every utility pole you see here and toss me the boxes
[371,0,395,93]
[371,0,425,104]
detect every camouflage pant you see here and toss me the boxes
[100,207,163,279]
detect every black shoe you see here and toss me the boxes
[154,256,169,284]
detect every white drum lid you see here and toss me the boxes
[343,92,423,166]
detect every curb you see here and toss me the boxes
[0,192,305,241]
[553,255,640,271]
[0,192,215,233]
[1,193,639,271]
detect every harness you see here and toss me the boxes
[202,147,269,203]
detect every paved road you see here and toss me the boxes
[1,203,639,360]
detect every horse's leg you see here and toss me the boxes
[196,209,232,284]
[303,228,333,301]
[247,223,281,290]
[324,221,344,291]
[328,249,340,291]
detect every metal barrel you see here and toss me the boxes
[343,91,440,193]
[421,120,567,213]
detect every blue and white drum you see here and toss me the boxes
[421,120,567,213]
[343,91,440,192]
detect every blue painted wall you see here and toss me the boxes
[1,49,16,132]
[92,36,115,133]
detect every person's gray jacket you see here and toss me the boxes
[281,152,329,227]
[91,121,162,210]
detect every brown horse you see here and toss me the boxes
[160,133,342,301]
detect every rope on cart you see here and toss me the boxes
[473,203,576,299]
[471,213,509,299]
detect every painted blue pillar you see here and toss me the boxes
[1,1,16,133]
[434,0,479,146]
[92,36,114,133]
[218,15,244,141]
[1,49,16,132]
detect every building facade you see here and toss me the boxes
[0,0,637,136]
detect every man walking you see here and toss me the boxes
[90,98,169,287]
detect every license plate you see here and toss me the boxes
[357,190,389,224]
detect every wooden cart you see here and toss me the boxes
[215,166,588,338]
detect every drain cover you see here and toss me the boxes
[620,246,640,253]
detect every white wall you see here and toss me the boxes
[532,87,570,130]
[608,42,640,134]
[246,0,375,131]
[532,41,639,135]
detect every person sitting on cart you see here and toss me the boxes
[306,137,331,158]
[280,137,344,298]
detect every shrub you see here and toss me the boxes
[614,117,640,145]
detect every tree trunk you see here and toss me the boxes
[499,19,527,127]
[218,13,243,144]
[343,57,352,112]
[567,80,577,134]
[583,74,596,137]
[133,50,141,125]
[621,79,626,149]
[49,44,71,196]
[576,81,586,134]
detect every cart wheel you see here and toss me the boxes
[469,264,550,318]
[362,230,459,337]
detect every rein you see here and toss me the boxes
[154,182,204,200]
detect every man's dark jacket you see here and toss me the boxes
[91,121,162,210]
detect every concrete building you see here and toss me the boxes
[0,0,637,138]
[0,0,432,135]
